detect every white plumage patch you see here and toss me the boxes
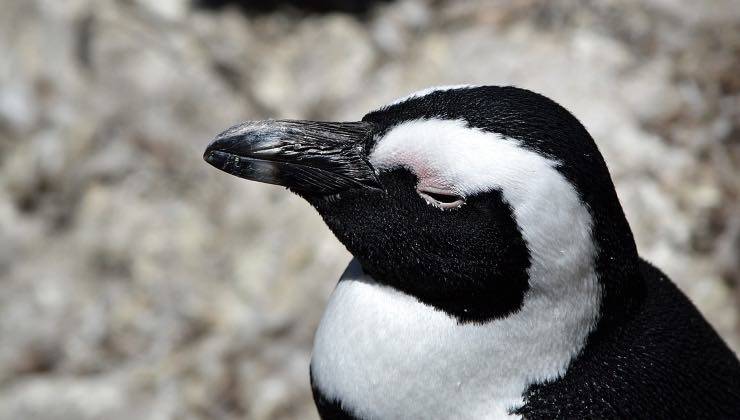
[311,119,601,420]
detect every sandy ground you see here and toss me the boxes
[0,0,738,418]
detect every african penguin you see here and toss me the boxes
[203,85,740,419]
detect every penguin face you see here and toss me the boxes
[204,86,635,323]
[304,117,538,323]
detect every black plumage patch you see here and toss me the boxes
[303,168,531,323]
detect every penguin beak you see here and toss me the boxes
[203,120,381,195]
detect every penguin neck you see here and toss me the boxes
[310,254,601,420]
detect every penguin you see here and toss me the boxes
[203,85,740,419]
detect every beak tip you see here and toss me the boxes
[202,143,214,163]
[203,149,213,164]
[203,138,226,169]
[203,130,233,164]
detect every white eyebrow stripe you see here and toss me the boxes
[369,118,559,197]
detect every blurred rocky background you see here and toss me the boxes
[0,0,738,418]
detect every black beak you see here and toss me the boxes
[203,120,381,195]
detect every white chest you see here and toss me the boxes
[310,261,599,420]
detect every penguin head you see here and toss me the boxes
[204,86,638,323]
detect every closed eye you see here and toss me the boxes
[417,187,465,210]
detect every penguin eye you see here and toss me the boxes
[417,187,465,210]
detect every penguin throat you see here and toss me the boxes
[348,263,530,323]
[310,257,601,420]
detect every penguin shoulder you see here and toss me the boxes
[517,259,740,418]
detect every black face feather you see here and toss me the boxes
[303,168,530,323]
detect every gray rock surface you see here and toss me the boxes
[0,0,738,418]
